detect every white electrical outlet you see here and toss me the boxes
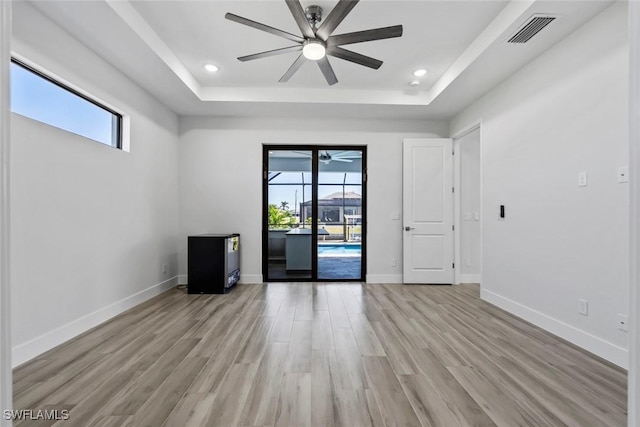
[391,258,397,267]
[162,263,167,274]
[578,299,588,315]
[618,313,629,332]
[465,258,471,267]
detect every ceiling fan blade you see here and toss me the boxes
[331,150,362,158]
[317,57,338,86]
[327,25,403,46]
[279,54,307,82]
[292,151,312,157]
[225,13,304,43]
[285,0,316,39]
[315,0,360,41]
[327,46,382,70]
[238,45,302,62]
[331,158,353,163]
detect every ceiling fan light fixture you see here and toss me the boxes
[413,68,427,77]
[302,39,326,61]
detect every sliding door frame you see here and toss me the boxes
[262,145,367,282]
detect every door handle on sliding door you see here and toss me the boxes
[404,226,415,231]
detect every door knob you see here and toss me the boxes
[404,226,415,231]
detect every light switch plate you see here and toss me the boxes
[618,166,629,183]
[578,171,588,187]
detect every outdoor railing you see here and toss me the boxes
[268,222,360,242]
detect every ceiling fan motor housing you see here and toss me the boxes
[305,5,323,27]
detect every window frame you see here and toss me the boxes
[262,145,367,282]
[10,57,124,149]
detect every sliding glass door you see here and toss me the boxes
[316,150,363,280]
[263,146,366,281]
[264,149,313,280]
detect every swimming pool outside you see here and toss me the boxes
[317,243,361,257]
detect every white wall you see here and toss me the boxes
[178,117,448,284]
[451,2,629,367]
[10,2,180,366]
[629,0,640,423]
[457,128,481,283]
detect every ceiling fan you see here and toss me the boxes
[225,0,403,86]
[319,150,356,163]
[294,150,361,163]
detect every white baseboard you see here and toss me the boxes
[178,274,263,285]
[240,274,263,284]
[366,274,403,284]
[12,276,178,368]
[457,273,481,284]
[481,288,628,369]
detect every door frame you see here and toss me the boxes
[452,122,483,286]
[1,0,12,420]
[262,144,367,282]
[629,1,640,424]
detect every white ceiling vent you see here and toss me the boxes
[508,15,556,44]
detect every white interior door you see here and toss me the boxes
[403,138,454,284]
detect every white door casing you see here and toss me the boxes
[629,1,640,425]
[1,0,12,424]
[403,138,454,284]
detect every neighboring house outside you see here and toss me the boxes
[301,191,362,223]
[300,191,362,241]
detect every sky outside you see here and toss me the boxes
[10,62,115,146]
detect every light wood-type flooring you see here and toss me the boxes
[13,283,627,427]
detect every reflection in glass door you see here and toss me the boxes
[265,150,313,280]
[316,150,363,280]
[263,146,366,281]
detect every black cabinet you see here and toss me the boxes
[188,234,240,294]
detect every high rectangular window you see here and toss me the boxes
[10,58,122,149]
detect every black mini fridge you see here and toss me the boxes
[187,234,240,294]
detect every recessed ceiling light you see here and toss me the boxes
[204,64,219,73]
[413,69,427,77]
[409,80,420,86]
